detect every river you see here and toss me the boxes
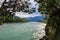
[0,22,46,40]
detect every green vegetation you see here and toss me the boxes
[0,0,29,24]
[38,0,60,40]
[56,0,60,2]
[0,8,28,23]
[12,17,29,23]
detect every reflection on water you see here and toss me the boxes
[0,22,46,40]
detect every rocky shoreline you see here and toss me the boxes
[33,23,46,40]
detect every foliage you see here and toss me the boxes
[12,17,29,23]
[0,0,30,23]
[38,0,60,40]
[38,0,57,14]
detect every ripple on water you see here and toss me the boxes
[0,22,46,40]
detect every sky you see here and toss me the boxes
[28,0,40,14]
[15,12,42,18]
[0,0,4,7]
[15,0,41,18]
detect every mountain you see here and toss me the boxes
[14,15,46,22]
[27,16,45,22]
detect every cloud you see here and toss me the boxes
[15,12,41,18]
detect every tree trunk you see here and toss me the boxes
[45,7,60,40]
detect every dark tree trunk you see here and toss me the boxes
[45,6,60,40]
[39,4,60,40]
[38,0,60,40]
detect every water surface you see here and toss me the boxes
[0,22,46,40]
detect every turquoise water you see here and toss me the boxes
[0,22,42,40]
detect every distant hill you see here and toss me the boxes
[14,15,46,22]
[27,16,45,22]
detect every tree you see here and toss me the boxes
[0,0,16,23]
[38,0,60,40]
[0,0,32,23]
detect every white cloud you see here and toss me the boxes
[15,12,41,18]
